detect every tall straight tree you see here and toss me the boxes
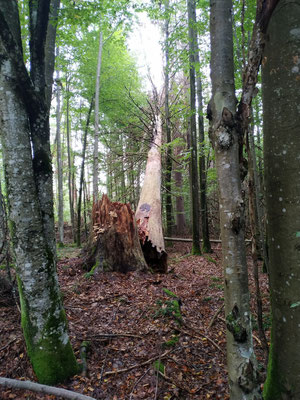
[209,0,261,398]
[0,0,78,384]
[187,0,201,255]
[189,0,211,253]
[56,53,64,246]
[262,1,300,398]
[163,0,174,239]
[93,30,103,203]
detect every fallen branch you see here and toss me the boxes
[164,237,251,243]
[172,324,225,355]
[207,303,224,330]
[103,349,174,376]
[79,333,142,340]
[0,377,96,400]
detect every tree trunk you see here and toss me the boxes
[77,97,94,247]
[190,0,211,253]
[56,55,64,246]
[66,78,75,242]
[93,31,103,203]
[83,195,147,273]
[164,0,174,239]
[262,1,300,398]
[0,1,77,384]
[209,1,261,398]
[135,115,168,273]
[187,0,201,255]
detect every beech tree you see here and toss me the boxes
[0,0,77,384]
[262,1,300,398]
[209,0,261,397]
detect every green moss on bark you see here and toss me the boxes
[263,331,286,400]
[17,275,78,385]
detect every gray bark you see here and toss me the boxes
[262,1,300,398]
[209,0,261,398]
[56,54,64,245]
[0,0,77,384]
[187,0,201,255]
[164,0,174,239]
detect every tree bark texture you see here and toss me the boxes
[135,115,168,273]
[209,1,261,398]
[262,1,300,398]
[0,0,77,384]
[83,195,147,273]
[187,0,201,255]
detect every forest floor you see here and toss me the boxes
[0,242,270,400]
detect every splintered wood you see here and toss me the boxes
[83,195,147,273]
[135,114,168,273]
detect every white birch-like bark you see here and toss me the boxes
[93,30,103,203]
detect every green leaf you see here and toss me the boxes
[296,232,300,238]
[153,360,165,374]
[163,288,177,298]
[290,301,300,308]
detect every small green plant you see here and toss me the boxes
[203,296,212,302]
[205,255,217,264]
[163,334,179,348]
[154,288,182,323]
[153,360,165,375]
[211,276,222,282]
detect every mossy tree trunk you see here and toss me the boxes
[0,0,78,384]
[83,195,147,273]
[262,1,300,398]
[209,1,261,398]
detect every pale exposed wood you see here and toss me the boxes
[135,115,167,273]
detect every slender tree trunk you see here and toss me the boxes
[77,97,94,247]
[93,31,103,203]
[56,55,64,246]
[187,0,201,255]
[164,0,174,239]
[66,78,75,241]
[189,0,211,253]
[209,1,261,398]
[262,2,300,398]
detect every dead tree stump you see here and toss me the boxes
[82,195,147,273]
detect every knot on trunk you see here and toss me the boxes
[226,304,248,343]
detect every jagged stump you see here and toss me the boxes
[82,195,147,273]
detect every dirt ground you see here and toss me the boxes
[0,242,270,399]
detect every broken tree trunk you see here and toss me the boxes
[83,195,147,273]
[135,114,168,273]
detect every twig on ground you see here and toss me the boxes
[104,349,174,376]
[0,377,95,400]
[207,303,224,330]
[0,337,17,352]
[129,367,151,400]
[80,333,142,340]
[172,324,225,355]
